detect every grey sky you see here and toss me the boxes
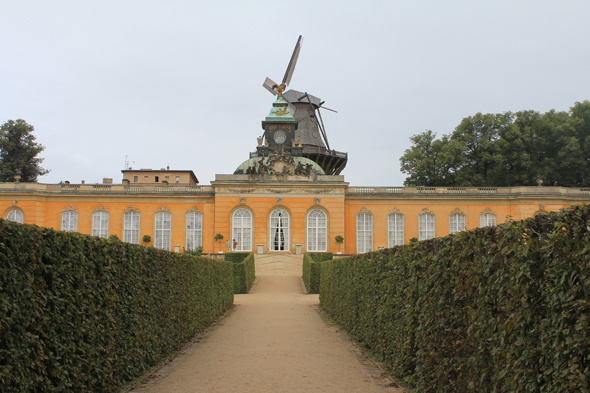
[1,1,589,186]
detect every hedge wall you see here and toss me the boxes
[303,253,333,294]
[0,220,234,392]
[320,204,590,393]
[227,253,255,293]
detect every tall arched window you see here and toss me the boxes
[6,210,23,224]
[419,213,435,241]
[92,211,109,238]
[480,213,496,227]
[356,212,373,253]
[186,212,203,251]
[449,213,466,234]
[154,212,172,250]
[61,211,78,232]
[307,209,327,252]
[232,208,252,252]
[388,213,404,247]
[123,211,140,244]
[270,209,290,251]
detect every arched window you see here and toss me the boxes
[356,213,373,253]
[232,209,252,252]
[480,213,496,228]
[6,210,23,224]
[61,211,78,232]
[307,209,327,252]
[123,211,140,244]
[419,213,435,241]
[388,213,404,247]
[154,212,172,250]
[270,209,290,251]
[449,214,466,234]
[186,212,203,251]
[92,211,109,238]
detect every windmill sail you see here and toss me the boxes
[282,35,302,86]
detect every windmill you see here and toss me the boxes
[260,36,347,175]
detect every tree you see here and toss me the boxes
[400,130,463,186]
[0,119,49,182]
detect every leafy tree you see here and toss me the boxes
[400,130,463,186]
[0,119,49,182]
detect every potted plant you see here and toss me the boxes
[142,234,151,246]
[335,235,344,254]
[214,233,224,253]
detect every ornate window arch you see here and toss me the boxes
[269,208,290,251]
[480,208,497,228]
[356,207,373,253]
[232,208,253,252]
[186,206,203,251]
[449,208,466,235]
[387,208,404,247]
[61,205,78,232]
[307,208,327,252]
[123,206,140,244]
[6,208,24,224]
[92,206,109,238]
[154,206,172,250]
[418,208,435,241]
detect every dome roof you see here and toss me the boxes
[234,156,325,175]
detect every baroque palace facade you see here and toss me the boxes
[1,95,589,255]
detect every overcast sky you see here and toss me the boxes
[1,1,589,186]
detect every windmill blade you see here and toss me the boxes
[319,105,338,113]
[263,77,278,95]
[282,35,303,86]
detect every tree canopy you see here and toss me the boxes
[400,100,590,187]
[0,119,49,182]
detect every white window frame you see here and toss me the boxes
[388,213,404,247]
[356,213,373,253]
[269,209,290,251]
[232,208,252,252]
[154,212,172,250]
[449,214,466,235]
[307,209,327,252]
[123,211,140,244]
[92,211,109,238]
[186,212,203,251]
[6,210,23,224]
[419,213,435,241]
[61,211,78,232]
[480,213,496,228]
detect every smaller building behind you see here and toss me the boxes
[122,168,198,185]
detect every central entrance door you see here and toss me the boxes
[270,209,289,251]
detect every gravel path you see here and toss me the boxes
[130,255,401,393]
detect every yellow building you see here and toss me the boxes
[1,94,589,255]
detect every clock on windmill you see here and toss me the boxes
[261,96,298,147]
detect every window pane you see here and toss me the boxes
[92,211,109,238]
[356,213,373,253]
[232,209,252,251]
[123,212,140,244]
[155,212,171,250]
[186,212,203,251]
[388,214,404,247]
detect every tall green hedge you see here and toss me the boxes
[303,253,333,294]
[320,204,590,393]
[0,220,234,392]
[227,253,255,293]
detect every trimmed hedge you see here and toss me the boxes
[320,204,590,393]
[227,253,255,294]
[0,220,234,392]
[303,252,333,293]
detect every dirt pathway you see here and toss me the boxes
[130,254,401,393]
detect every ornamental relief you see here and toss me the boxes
[388,207,403,215]
[226,188,256,193]
[419,207,434,215]
[358,207,373,215]
[265,188,296,194]
[186,206,203,214]
[62,204,78,212]
[302,188,335,194]
[450,207,465,215]
[481,208,495,215]
[123,205,140,213]
[92,205,108,213]
[155,205,172,213]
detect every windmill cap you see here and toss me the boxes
[282,90,323,107]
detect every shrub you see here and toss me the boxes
[226,253,255,293]
[320,204,590,393]
[0,220,234,392]
[303,252,333,293]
